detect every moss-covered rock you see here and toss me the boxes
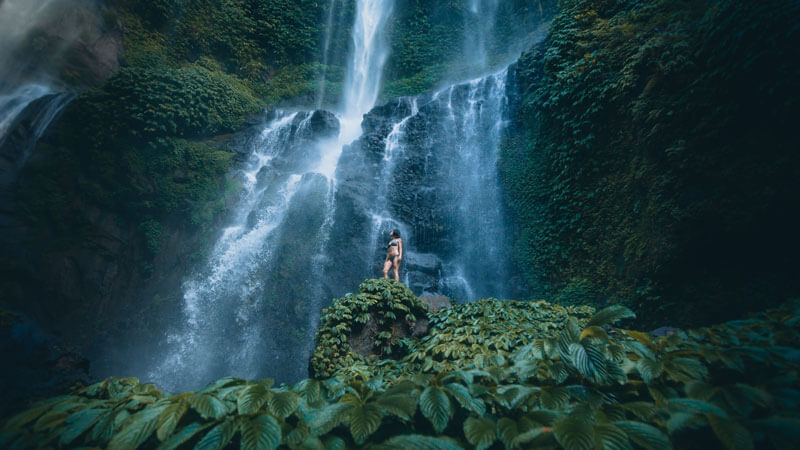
[310,278,429,379]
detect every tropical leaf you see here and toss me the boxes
[157,400,189,441]
[636,358,664,384]
[580,325,610,342]
[621,402,656,421]
[594,423,633,450]
[614,421,671,450]
[194,418,238,450]
[587,305,635,327]
[497,417,519,448]
[241,414,281,450]
[463,417,496,450]
[377,393,418,421]
[375,434,464,449]
[348,403,382,444]
[33,411,69,432]
[707,414,753,450]
[553,416,593,450]
[156,422,211,450]
[445,383,486,415]
[323,435,347,450]
[0,404,50,432]
[665,412,700,434]
[268,391,299,419]
[189,394,231,420]
[420,386,453,433]
[294,379,323,405]
[668,398,728,419]
[307,402,352,435]
[108,404,168,450]
[60,408,105,445]
[238,384,270,415]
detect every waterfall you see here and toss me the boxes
[463,0,500,72]
[0,0,74,181]
[330,68,513,302]
[146,0,395,392]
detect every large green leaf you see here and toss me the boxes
[241,414,281,450]
[60,408,105,445]
[586,305,635,327]
[156,422,211,450]
[377,393,418,421]
[668,398,728,419]
[238,384,270,415]
[32,411,69,432]
[463,417,496,450]
[375,434,463,449]
[307,402,353,435]
[594,423,633,450]
[553,416,593,450]
[189,394,232,420]
[614,421,671,450]
[348,403,382,444]
[445,383,486,415]
[420,387,453,433]
[194,418,238,450]
[268,391,299,419]
[108,404,168,450]
[636,358,664,384]
[0,404,51,432]
[157,400,189,441]
[497,417,519,448]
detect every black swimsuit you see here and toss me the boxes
[388,239,398,248]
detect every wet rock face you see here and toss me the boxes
[0,309,90,417]
[327,73,513,301]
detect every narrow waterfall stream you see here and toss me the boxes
[149,0,396,392]
[143,0,525,392]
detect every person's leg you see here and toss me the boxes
[392,256,400,281]
[383,259,392,278]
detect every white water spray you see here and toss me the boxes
[147,0,395,391]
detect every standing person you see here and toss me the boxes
[383,230,403,281]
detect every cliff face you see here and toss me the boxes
[502,0,800,326]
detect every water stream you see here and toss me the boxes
[149,0,396,391]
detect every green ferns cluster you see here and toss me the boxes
[3,298,799,448]
[404,299,594,374]
[310,279,429,379]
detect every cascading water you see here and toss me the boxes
[147,0,395,392]
[329,69,514,301]
[0,0,74,181]
[464,0,500,71]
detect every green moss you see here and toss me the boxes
[503,0,800,325]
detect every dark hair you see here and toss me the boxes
[390,230,401,237]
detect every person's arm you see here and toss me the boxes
[398,239,403,260]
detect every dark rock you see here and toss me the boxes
[0,309,90,417]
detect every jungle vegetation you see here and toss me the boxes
[3,279,799,448]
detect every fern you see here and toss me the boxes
[59,408,105,446]
[587,305,636,327]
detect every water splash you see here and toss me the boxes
[147,0,395,391]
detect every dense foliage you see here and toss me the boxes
[382,0,556,98]
[4,287,799,448]
[502,0,800,326]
